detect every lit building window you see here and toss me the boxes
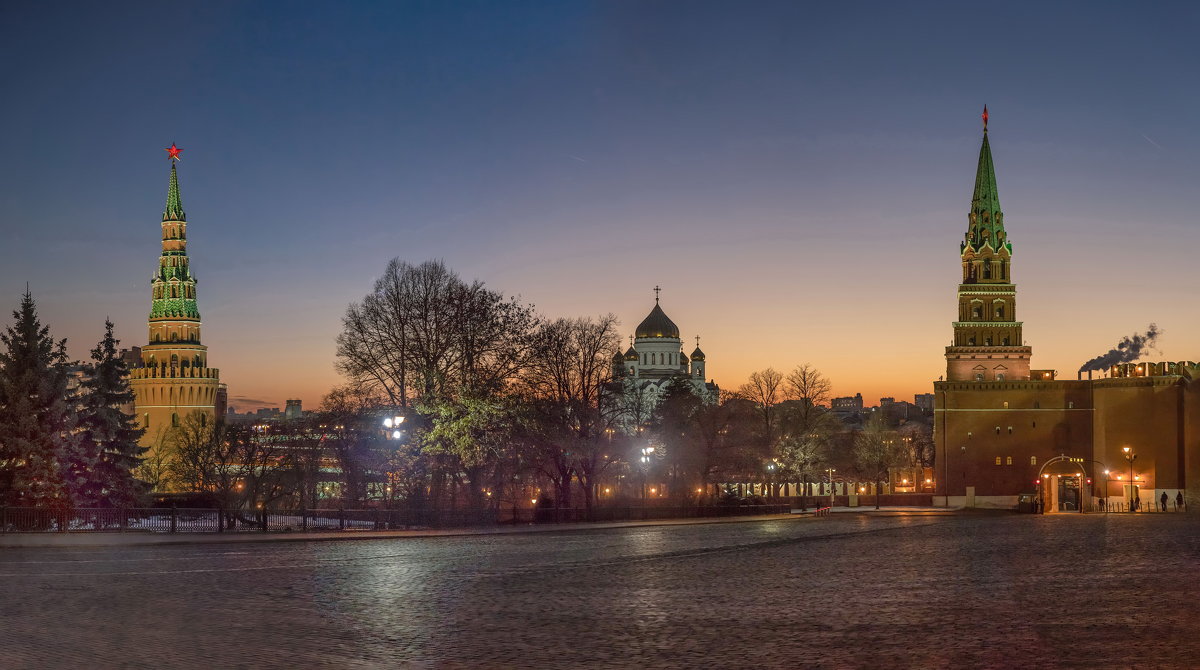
[1030,456,1037,465]
[1006,457,1012,465]
[995,457,1001,465]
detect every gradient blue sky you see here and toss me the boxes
[1,1,1197,410]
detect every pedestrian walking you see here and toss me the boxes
[1161,491,1169,512]
[1177,491,1185,511]
[1134,495,1141,512]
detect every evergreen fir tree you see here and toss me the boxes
[0,290,73,510]
[73,320,147,507]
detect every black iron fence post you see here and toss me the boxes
[338,508,345,530]
[170,504,178,534]
[301,505,308,532]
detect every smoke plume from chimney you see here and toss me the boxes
[1078,323,1161,373]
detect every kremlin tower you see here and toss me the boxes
[129,145,220,449]
[944,108,1032,382]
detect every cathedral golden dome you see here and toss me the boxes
[635,303,679,339]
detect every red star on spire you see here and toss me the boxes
[982,105,989,130]
[165,143,183,162]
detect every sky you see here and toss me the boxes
[1,1,1198,411]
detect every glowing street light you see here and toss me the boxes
[1123,447,1137,511]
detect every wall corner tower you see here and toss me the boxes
[130,145,220,451]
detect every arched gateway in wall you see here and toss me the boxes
[1036,455,1108,513]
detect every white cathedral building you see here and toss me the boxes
[612,291,719,419]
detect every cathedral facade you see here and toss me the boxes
[129,154,220,450]
[933,117,1200,511]
[612,292,718,423]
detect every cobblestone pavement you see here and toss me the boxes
[3,512,1199,668]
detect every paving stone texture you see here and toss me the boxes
[2,512,1198,668]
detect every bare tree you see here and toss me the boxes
[779,363,837,495]
[520,315,622,516]
[897,422,935,488]
[736,368,785,458]
[318,385,386,505]
[163,415,220,494]
[336,259,538,406]
[785,364,833,427]
[684,393,759,497]
[853,412,902,509]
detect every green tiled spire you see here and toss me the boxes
[163,162,186,222]
[972,133,1000,221]
[150,160,199,321]
[963,128,1010,254]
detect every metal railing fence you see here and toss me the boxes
[0,504,792,534]
[1099,500,1185,513]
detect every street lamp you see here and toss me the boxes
[639,445,657,501]
[826,467,836,506]
[1123,447,1137,512]
[383,415,405,439]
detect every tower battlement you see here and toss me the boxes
[1107,361,1198,378]
[130,366,220,380]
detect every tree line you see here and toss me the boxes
[0,261,935,518]
[0,292,146,511]
[315,258,935,513]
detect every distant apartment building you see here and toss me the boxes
[831,393,863,412]
[914,393,935,412]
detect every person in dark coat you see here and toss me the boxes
[1161,491,1169,511]
[1177,491,1185,511]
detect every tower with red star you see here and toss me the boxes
[129,145,221,455]
[944,109,1031,382]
